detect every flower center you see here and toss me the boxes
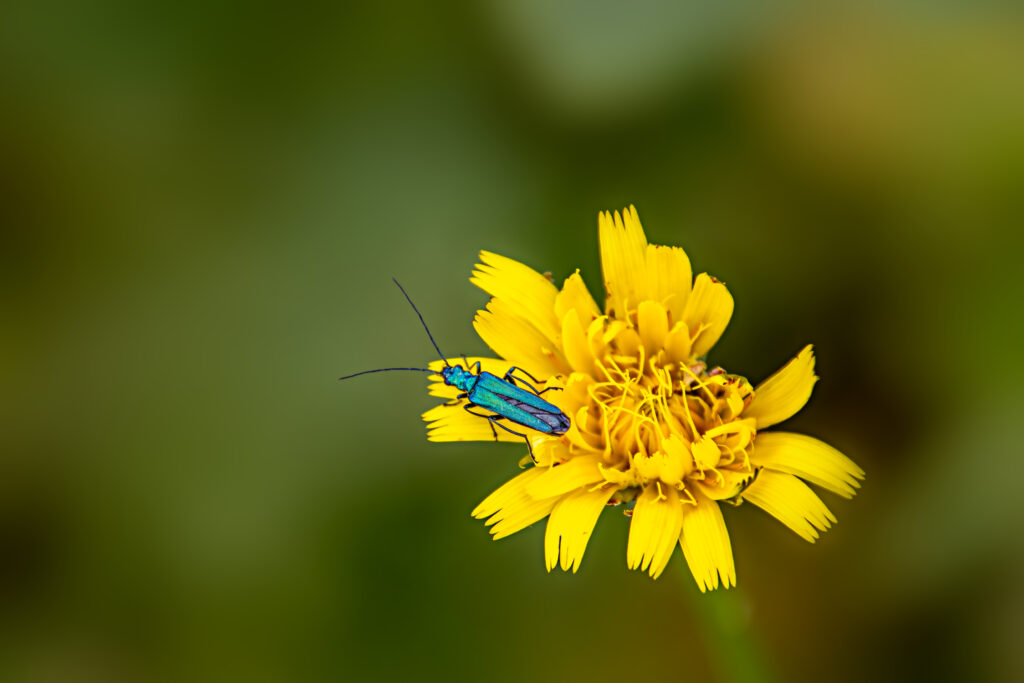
[562,318,760,506]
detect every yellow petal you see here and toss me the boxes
[471,468,559,540]
[471,250,561,345]
[474,299,565,379]
[527,455,604,499]
[599,206,649,317]
[489,495,560,540]
[742,470,836,543]
[705,418,757,454]
[588,316,624,362]
[544,485,616,572]
[627,484,683,579]
[612,326,642,360]
[422,403,520,443]
[472,467,545,519]
[691,434,721,470]
[645,243,692,322]
[744,345,818,429]
[635,435,691,486]
[752,432,864,499]
[682,273,734,358]
[693,467,759,500]
[554,270,601,332]
[561,308,597,376]
[664,321,692,365]
[565,405,603,453]
[679,492,736,592]
[561,371,595,409]
[637,300,669,360]
[528,437,570,468]
[598,464,639,487]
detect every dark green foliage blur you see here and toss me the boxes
[2,2,1022,682]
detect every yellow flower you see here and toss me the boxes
[423,206,864,590]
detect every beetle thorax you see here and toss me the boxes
[441,365,476,391]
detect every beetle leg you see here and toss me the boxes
[505,366,545,384]
[463,404,502,440]
[502,367,540,393]
[444,392,469,407]
[488,420,537,464]
[504,367,563,396]
[462,403,537,463]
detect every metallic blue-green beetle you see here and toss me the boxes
[339,279,569,461]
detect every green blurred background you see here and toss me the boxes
[2,2,1023,681]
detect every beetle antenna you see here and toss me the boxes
[392,278,451,367]
[338,367,434,381]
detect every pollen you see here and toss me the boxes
[423,206,864,589]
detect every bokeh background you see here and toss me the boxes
[3,2,1023,681]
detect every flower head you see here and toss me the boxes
[423,206,864,590]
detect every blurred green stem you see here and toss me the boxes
[685,580,776,683]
